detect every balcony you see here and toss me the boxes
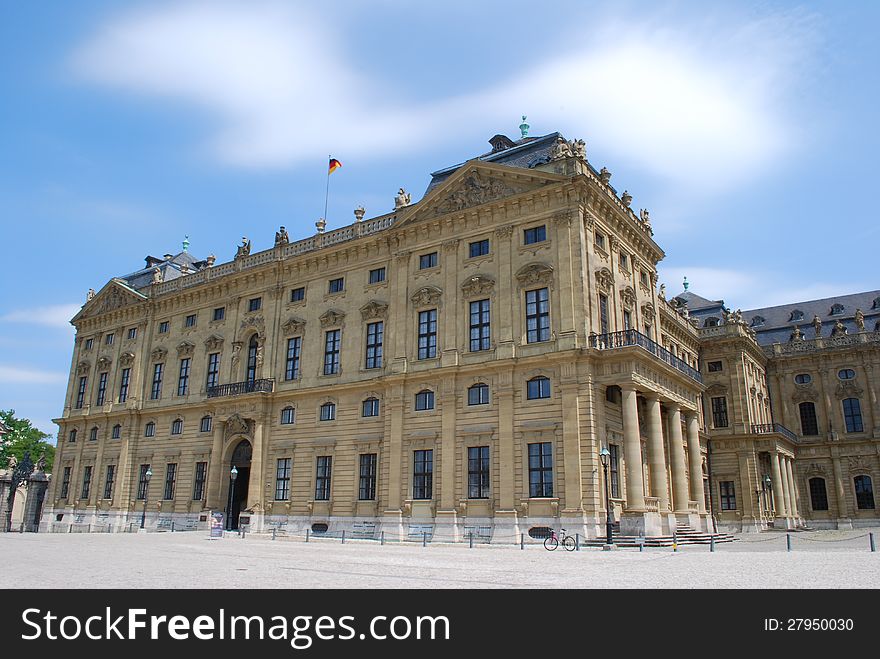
[589,329,703,384]
[751,423,798,443]
[207,378,275,398]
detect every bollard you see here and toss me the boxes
[673,541,677,553]
[171,521,175,533]
[710,535,715,553]
[469,532,474,549]
[639,541,644,553]
[272,527,277,541]
[341,530,346,545]
[520,534,524,551]
[786,533,791,552]
[423,532,427,548]
[306,528,310,543]
[870,532,875,553]
[576,533,580,552]
[380,531,385,546]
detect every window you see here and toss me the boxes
[89,426,98,441]
[81,466,92,500]
[415,390,434,411]
[368,268,386,284]
[854,475,875,509]
[468,383,490,406]
[711,397,729,428]
[158,321,169,334]
[290,287,305,302]
[319,402,336,421]
[799,402,819,436]
[163,463,177,500]
[830,303,844,315]
[359,453,377,500]
[315,456,332,500]
[526,376,551,400]
[68,429,77,443]
[246,335,259,383]
[284,337,302,380]
[417,309,438,359]
[838,368,856,380]
[528,442,553,497]
[212,307,225,321]
[708,361,723,372]
[623,310,632,331]
[248,297,262,312]
[328,277,344,294]
[144,422,155,438]
[720,481,736,510]
[362,397,380,417]
[128,327,138,340]
[609,444,620,498]
[184,314,196,328]
[84,338,94,350]
[137,465,151,500]
[469,299,490,351]
[96,372,108,406]
[365,321,383,369]
[413,450,433,499]
[192,462,207,501]
[523,225,546,245]
[469,239,489,258]
[111,424,121,439]
[200,415,212,433]
[789,309,804,321]
[467,446,490,499]
[171,418,183,435]
[118,368,130,403]
[103,465,115,500]
[618,252,629,271]
[177,358,191,396]
[280,406,296,424]
[598,293,609,335]
[809,477,828,511]
[60,467,71,499]
[105,333,114,346]
[75,376,87,409]
[206,353,220,389]
[750,316,765,328]
[419,252,438,269]
[594,232,606,250]
[640,271,649,288]
[275,458,291,500]
[843,398,863,433]
[323,329,341,375]
[526,288,550,343]
[150,363,163,400]
[794,373,812,385]
[704,317,720,328]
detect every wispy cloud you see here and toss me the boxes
[0,304,80,329]
[0,366,68,384]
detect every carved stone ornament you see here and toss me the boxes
[433,173,529,216]
[89,285,142,317]
[830,320,847,337]
[203,335,224,351]
[442,239,459,253]
[620,286,637,309]
[394,188,412,210]
[119,351,135,367]
[550,137,573,160]
[359,301,388,321]
[319,309,346,328]
[76,361,91,375]
[224,413,251,439]
[494,224,514,239]
[239,315,265,338]
[706,384,727,396]
[97,356,112,370]
[641,302,655,318]
[177,341,195,358]
[150,347,167,362]
[230,342,242,366]
[595,267,614,292]
[791,387,816,404]
[804,463,827,476]
[848,455,869,473]
[854,308,865,330]
[515,263,554,288]
[410,286,443,307]
[460,275,496,298]
[835,381,864,399]
[281,317,306,335]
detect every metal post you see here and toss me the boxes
[576,533,580,551]
[341,530,346,545]
[422,531,427,547]
[306,528,310,543]
[272,527,277,540]
[786,533,791,552]
[171,521,175,533]
[380,531,385,546]
[469,532,473,549]
[520,534,524,550]
[602,460,613,546]
[710,535,715,553]
[870,532,876,553]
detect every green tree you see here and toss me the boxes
[0,410,55,472]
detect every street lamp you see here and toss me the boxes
[226,465,238,531]
[599,446,613,547]
[140,466,152,529]
[763,475,773,515]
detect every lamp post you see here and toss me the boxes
[763,474,773,516]
[226,465,238,531]
[599,447,613,547]
[140,467,152,529]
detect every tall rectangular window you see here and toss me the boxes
[315,456,332,500]
[419,252,438,269]
[285,337,302,380]
[523,225,546,245]
[275,458,291,501]
[469,239,489,258]
[290,287,305,302]
[720,481,736,510]
[81,465,93,500]
[528,442,553,497]
[467,446,490,499]
[206,353,220,389]
[60,467,71,499]
[799,402,819,436]
[469,299,491,352]
[413,450,433,500]
[323,329,341,375]
[365,321,384,369]
[184,314,196,328]
[623,310,632,331]
[248,297,262,312]
[136,464,150,500]
[192,461,208,501]
[598,293,609,334]
[118,368,130,403]
[213,307,225,321]
[150,363,163,400]
[711,397,729,428]
[525,288,550,343]
[75,376,87,409]
[158,321,169,334]
[843,398,864,433]
[177,358,191,396]
[95,372,108,406]
[328,277,344,294]
[163,463,177,500]
[609,444,620,499]
[105,333,114,346]
[418,309,438,359]
[359,453,377,500]
[103,464,115,500]
[368,268,386,284]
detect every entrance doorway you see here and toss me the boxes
[226,439,252,530]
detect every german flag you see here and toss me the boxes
[328,157,342,174]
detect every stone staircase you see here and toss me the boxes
[582,522,737,548]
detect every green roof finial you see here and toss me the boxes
[683,276,689,291]
[182,235,190,252]
[519,115,529,138]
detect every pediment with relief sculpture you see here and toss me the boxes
[72,279,147,324]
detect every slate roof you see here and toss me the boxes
[672,291,724,313]
[120,251,206,292]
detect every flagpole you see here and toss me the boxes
[323,154,331,223]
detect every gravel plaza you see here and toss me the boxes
[4,528,879,589]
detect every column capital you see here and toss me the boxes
[642,391,660,402]
[619,383,638,393]
[666,401,681,412]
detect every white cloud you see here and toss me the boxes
[0,304,80,329]
[0,366,68,384]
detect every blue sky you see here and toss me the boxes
[1,0,878,436]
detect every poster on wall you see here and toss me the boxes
[209,512,224,539]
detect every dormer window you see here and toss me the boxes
[830,303,844,316]
[750,316,765,327]
[872,297,880,310]
[704,317,720,328]
[789,309,804,321]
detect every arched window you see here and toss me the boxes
[362,397,379,417]
[842,398,863,433]
[111,424,121,439]
[468,383,490,406]
[89,426,98,441]
[200,415,212,433]
[280,407,295,424]
[526,376,551,400]
[415,390,435,411]
[808,477,828,511]
[144,421,155,437]
[798,402,819,436]
[703,317,720,328]
[246,334,259,383]
[854,475,875,510]
[794,373,812,385]
[171,418,183,435]
[838,368,856,380]
[319,402,336,421]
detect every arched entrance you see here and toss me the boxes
[226,439,252,530]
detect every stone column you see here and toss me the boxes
[863,364,879,437]
[621,386,645,511]
[206,421,225,509]
[560,383,584,513]
[779,454,793,520]
[770,453,787,518]
[667,403,689,513]
[785,457,799,520]
[831,454,853,528]
[685,412,705,513]
[644,394,669,511]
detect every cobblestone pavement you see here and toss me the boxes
[5,528,879,589]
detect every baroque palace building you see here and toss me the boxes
[42,127,880,540]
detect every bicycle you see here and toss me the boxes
[544,528,577,551]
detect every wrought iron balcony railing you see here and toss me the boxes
[589,329,703,384]
[207,378,275,398]
[750,423,798,443]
